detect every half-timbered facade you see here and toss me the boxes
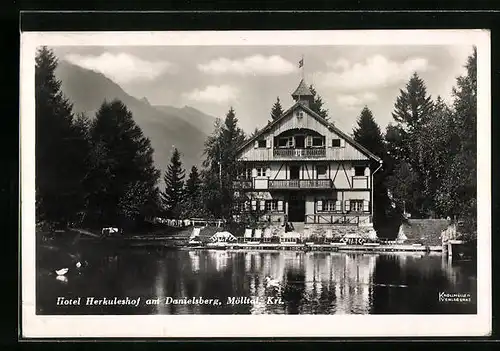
[233,79,383,226]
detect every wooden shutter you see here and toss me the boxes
[340,139,346,147]
[260,200,265,211]
[251,200,257,211]
[254,140,258,148]
[363,200,369,212]
[277,200,283,212]
[317,200,323,212]
[267,137,271,148]
[335,200,341,212]
[306,135,312,147]
[345,200,350,212]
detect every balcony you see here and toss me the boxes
[268,179,333,189]
[273,147,326,158]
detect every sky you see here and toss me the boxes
[52,44,474,134]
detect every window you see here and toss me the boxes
[324,200,336,212]
[350,200,364,212]
[278,137,293,148]
[312,137,324,147]
[258,139,267,148]
[316,165,327,178]
[332,139,341,147]
[354,166,365,176]
[265,200,278,212]
[256,167,267,177]
[317,199,340,212]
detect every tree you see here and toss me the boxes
[162,148,186,218]
[270,96,284,120]
[419,96,456,214]
[179,165,206,218]
[387,72,434,217]
[201,107,246,219]
[353,106,385,157]
[35,46,90,226]
[250,127,260,138]
[185,165,201,199]
[309,84,329,119]
[86,100,160,229]
[392,72,433,131]
[352,106,390,232]
[435,47,477,235]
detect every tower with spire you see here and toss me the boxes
[291,79,314,108]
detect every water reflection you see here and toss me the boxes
[37,247,476,315]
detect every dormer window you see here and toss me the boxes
[258,139,267,148]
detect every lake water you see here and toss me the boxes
[36,246,477,315]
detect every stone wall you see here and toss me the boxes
[398,219,450,246]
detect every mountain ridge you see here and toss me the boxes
[55,60,217,176]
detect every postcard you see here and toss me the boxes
[20,29,491,338]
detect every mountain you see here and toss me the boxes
[55,60,216,178]
[153,105,218,137]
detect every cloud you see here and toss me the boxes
[336,92,378,109]
[65,52,174,83]
[318,55,430,93]
[183,85,239,104]
[198,55,297,76]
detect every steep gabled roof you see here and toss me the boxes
[236,102,382,163]
[291,79,314,97]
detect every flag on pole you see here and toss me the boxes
[299,58,304,68]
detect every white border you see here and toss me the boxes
[20,30,491,338]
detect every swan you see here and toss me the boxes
[56,275,68,283]
[55,268,69,276]
[76,261,82,268]
[265,276,281,289]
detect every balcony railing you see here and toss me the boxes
[273,147,326,158]
[268,179,333,189]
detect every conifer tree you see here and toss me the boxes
[180,165,206,217]
[309,84,329,119]
[436,47,477,236]
[162,148,186,218]
[250,127,260,138]
[387,72,434,217]
[35,46,90,227]
[392,72,433,131]
[185,165,201,199]
[87,100,160,228]
[270,96,284,120]
[352,106,390,231]
[353,106,385,156]
[201,108,246,219]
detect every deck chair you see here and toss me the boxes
[254,229,262,243]
[244,228,253,243]
[263,228,272,242]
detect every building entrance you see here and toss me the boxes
[288,194,306,222]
